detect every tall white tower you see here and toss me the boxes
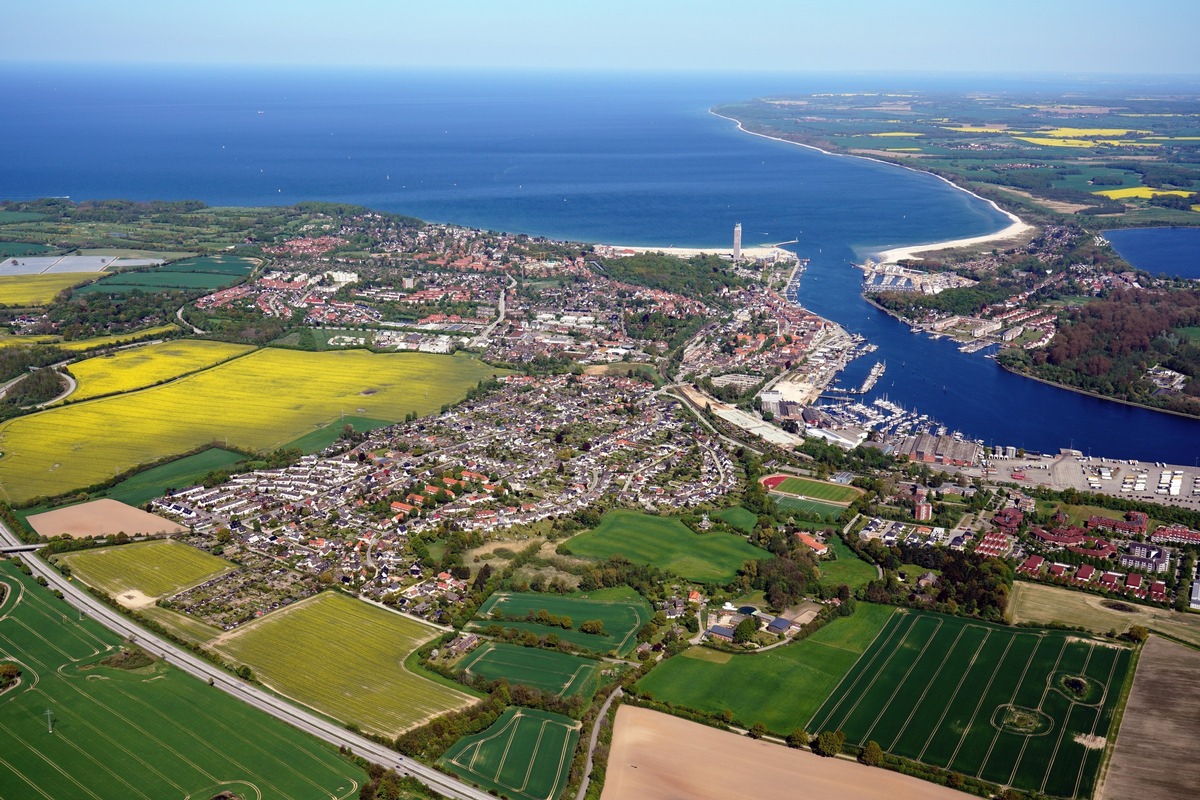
[733,222,742,261]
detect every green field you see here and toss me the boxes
[66,340,255,401]
[715,505,758,533]
[75,255,258,295]
[0,562,364,800]
[563,509,770,583]
[60,539,234,599]
[0,348,502,503]
[458,642,599,697]
[215,591,474,736]
[440,707,579,800]
[636,603,895,733]
[771,495,846,519]
[818,535,878,591]
[769,476,860,503]
[471,591,652,657]
[282,414,393,453]
[808,610,1133,799]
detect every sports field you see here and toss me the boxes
[808,610,1133,799]
[637,603,895,733]
[66,340,254,401]
[472,591,653,657]
[0,562,364,800]
[761,475,861,504]
[214,591,475,736]
[0,348,501,503]
[59,539,233,604]
[458,642,599,697]
[563,509,770,583]
[772,495,846,519]
[440,707,579,800]
[0,272,95,305]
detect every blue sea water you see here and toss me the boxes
[4,66,1199,462]
[1103,227,1200,280]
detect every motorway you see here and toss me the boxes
[0,521,495,800]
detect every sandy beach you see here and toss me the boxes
[596,242,790,260]
[709,109,1036,265]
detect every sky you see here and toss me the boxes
[9,0,1200,75]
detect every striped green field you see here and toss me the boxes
[636,603,896,734]
[458,642,599,697]
[766,475,860,503]
[440,707,579,800]
[59,539,234,599]
[772,495,846,519]
[214,591,475,737]
[470,591,653,657]
[0,561,364,800]
[808,610,1133,799]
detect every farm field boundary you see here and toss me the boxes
[0,562,364,800]
[809,609,1133,799]
[470,591,652,657]
[458,642,599,698]
[440,706,579,800]
[59,539,234,606]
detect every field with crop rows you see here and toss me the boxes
[0,272,95,305]
[75,254,258,294]
[0,562,365,800]
[808,610,1132,799]
[637,603,895,733]
[563,509,770,583]
[67,340,255,401]
[0,348,501,502]
[440,707,579,800]
[214,592,474,736]
[60,539,234,599]
[471,591,652,657]
[458,642,599,697]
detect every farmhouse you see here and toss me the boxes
[796,532,829,556]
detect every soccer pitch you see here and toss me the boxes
[0,561,363,800]
[807,610,1133,798]
[440,706,579,800]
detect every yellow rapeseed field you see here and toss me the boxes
[1041,127,1151,137]
[1094,187,1194,200]
[867,131,925,137]
[57,325,182,352]
[66,340,255,402]
[0,273,96,306]
[0,348,503,503]
[1015,137,1099,148]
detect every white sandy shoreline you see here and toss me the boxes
[708,109,1035,264]
[595,242,791,260]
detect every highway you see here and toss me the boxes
[0,521,494,800]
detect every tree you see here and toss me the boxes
[1125,625,1149,643]
[580,619,606,635]
[859,740,883,766]
[733,617,758,644]
[786,729,809,749]
[813,730,845,757]
[748,722,767,739]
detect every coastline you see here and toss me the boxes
[708,110,1035,265]
[595,242,791,260]
[995,360,1200,421]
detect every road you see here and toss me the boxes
[575,687,622,800]
[0,521,494,800]
[470,274,515,348]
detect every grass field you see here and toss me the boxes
[808,609,1133,798]
[75,255,258,295]
[471,591,653,657]
[440,706,579,800]
[715,505,758,533]
[818,536,878,591]
[636,603,895,734]
[139,605,224,643]
[458,642,599,697]
[0,348,501,503]
[763,476,860,504]
[0,272,95,305]
[1010,581,1200,649]
[282,414,393,453]
[772,495,846,519]
[0,562,365,800]
[215,591,474,736]
[66,340,255,401]
[60,539,234,600]
[563,509,770,583]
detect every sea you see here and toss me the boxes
[4,66,1199,463]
